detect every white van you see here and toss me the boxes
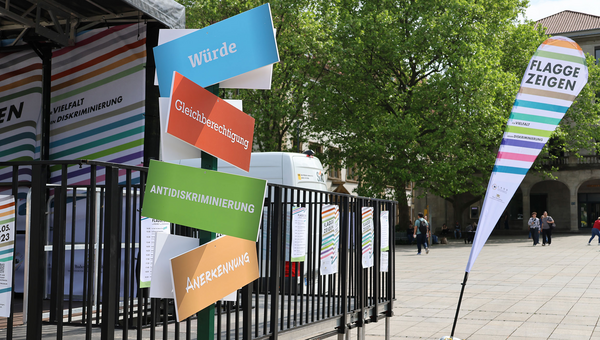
[176,152,327,190]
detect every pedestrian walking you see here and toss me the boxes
[528,212,540,246]
[413,212,429,255]
[588,216,600,245]
[541,211,554,246]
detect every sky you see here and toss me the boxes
[525,0,600,21]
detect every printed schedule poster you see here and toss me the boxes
[320,205,339,275]
[380,211,389,251]
[0,195,16,317]
[140,217,170,288]
[380,252,389,273]
[291,207,308,262]
[361,207,374,268]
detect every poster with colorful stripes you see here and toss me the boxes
[320,204,339,275]
[362,207,374,268]
[46,24,147,185]
[0,24,146,186]
[466,36,588,273]
[0,195,15,317]
[0,50,42,184]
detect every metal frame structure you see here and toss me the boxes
[0,159,396,340]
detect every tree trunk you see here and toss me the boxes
[395,185,411,231]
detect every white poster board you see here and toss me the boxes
[291,206,308,262]
[380,211,389,251]
[139,217,171,288]
[380,252,389,273]
[149,233,199,299]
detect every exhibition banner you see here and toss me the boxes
[139,217,170,288]
[153,3,279,97]
[141,160,266,242]
[291,206,308,262]
[0,195,15,317]
[47,24,147,185]
[320,204,339,275]
[361,207,374,268]
[0,50,42,185]
[466,36,588,272]
[166,72,255,171]
[170,235,259,322]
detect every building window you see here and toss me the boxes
[308,143,323,155]
[596,46,600,64]
[346,166,358,182]
[328,164,341,180]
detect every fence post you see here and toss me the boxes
[355,198,365,340]
[26,164,48,339]
[337,195,349,339]
[269,186,283,340]
[101,166,120,340]
[242,282,252,340]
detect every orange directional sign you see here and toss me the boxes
[170,235,259,322]
[166,71,255,171]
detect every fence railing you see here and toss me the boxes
[0,160,396,340]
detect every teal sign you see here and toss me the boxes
[153,3,280,97]
[141,160,266,241]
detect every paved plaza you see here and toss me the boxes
[360,232,600,340]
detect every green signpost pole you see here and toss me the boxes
[197,84,219,340]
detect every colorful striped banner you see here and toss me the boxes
[0,195,15,317]
[0,24,146,186]
[320,204,339,275]
[466,36,588,273]
[361,207,374,268]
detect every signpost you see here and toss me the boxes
[170,235,259,322]
[153,3,279,97]
[166,71,255,171]
[141,159,266,242]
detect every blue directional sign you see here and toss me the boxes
[154,3,279,97]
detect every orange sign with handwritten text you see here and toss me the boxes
[170,235,259,322]
[166,71,255,171]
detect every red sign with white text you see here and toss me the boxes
[167,71,255,171]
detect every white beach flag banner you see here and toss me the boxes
[466,36,588,273]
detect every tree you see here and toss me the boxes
[178,0,328,151]
[308,0,548,227]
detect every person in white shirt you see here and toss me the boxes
[528,212,541,246]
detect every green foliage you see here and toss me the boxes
[309,0,546,204]
[177,0,328,151]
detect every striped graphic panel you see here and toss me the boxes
[361,207,374,268]
[0,195,15,317]
[44,24,147,185]
[466,36,588,273]
[320,204,339,275]
[0,51,42,183]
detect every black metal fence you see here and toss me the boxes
[0,160,396,340]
